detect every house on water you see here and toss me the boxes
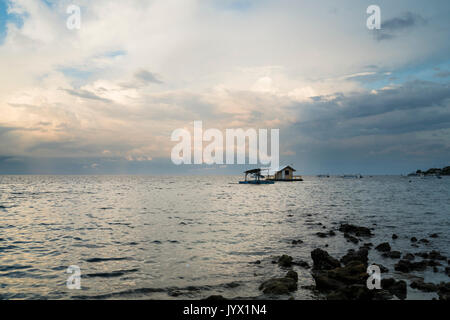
[266,165,303,181]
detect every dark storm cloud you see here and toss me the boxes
[290,81,450,140]
[376,12,426,41]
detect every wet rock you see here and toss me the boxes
[415,252,429,259]
[344,233,359,244]
[340,248,368,266]
[278,255,293,268]
[251,260,261,264]
[382,251,401,259]
[204,295,227,300]
[429,233,439,238]
[392,234,398,240]
[411,237,418,242]
[362,243,373,248]
[373,263,389,273]
[403,253,415,261]
[286,270,298,282]
[425,260,442,267]
[311,249,340,270]
[316,230,336,238]
[224,282,240,288]
[375,242,391,252]
[410,280,437,292]
[293,260,310,269]
[429,250,446,261]
[313,261,367,289]
[446,267,450,276]
[259,272,298,295]
[292,239,303,245]
[394,259,427,273]
[339,224,372,237]
[325,284,374,300]
[419,238,429,244]
[381,278,407,300]
[437,282,450,300]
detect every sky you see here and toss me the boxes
[0,0,449,175]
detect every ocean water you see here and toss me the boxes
[0,175,449,300]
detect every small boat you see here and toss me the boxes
[239,169,274,184]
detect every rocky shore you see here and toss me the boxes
[251,223,449,300]
[408,166,450,176]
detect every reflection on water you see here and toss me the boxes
[0,175,449,299]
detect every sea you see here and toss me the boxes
[0,175,449,299]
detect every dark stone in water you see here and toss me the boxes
[403,253,415,261]
[411,237,418,242]
[382,251,401,259]
[340,248,368,266]
[394,259,427,273]
[429,233,439,238]
[445,267,450,276]
[278,255,294,267]
[429,250,446,261]
[339,224,372,237]
[344,233,359,244]
[204,295,227,300]
[293,260,310,269]
[410,280,437,292]
[311,249,341,270]
[375,242,391,252]
[392,234,398,240]
[373,263,389,273]
[381,278,407,300]
[292,239,303,245]
[419,238,429,244]
[259,271,298,295]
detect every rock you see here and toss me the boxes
[251,260,261,264]
[392,234,398,240]
[339,224,372,237]
[362,242,373,248]
[415,252,429,259]
[381,278,407,300]
[429,250,446,260]
[204,295,227,300]
[382,251,401,259]
[394,259,427,273]
[344,233,359,244]
[438,282,450,300]
[292,239,303,245]
[411,237,418,242]
[312,261,367,290]
[325,284,375,300]
[410,280,437,292]
[375,242,391,252]
[446,267,450,276]
[419,238,429,244]
[340,248,368,266]
[429,233,439,238]
[293,260,310,269]
[316,230,336,238]
[311,249,341,270]
[286,270,298,282]
[259,272,298,295]
[373,263,389,273]
[278,255,294,267]
[425,260,442,267]
[403,253,415,261]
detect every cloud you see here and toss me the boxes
[62,88,112,103]
[376,12,427,41]
[134,69,163,84]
